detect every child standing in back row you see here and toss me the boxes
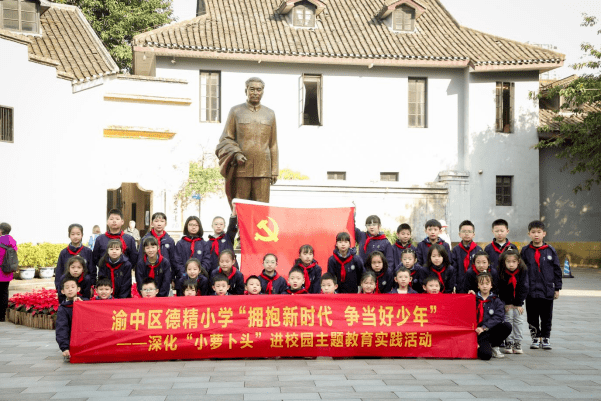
[208,207,238,275]
[291,244,322,294]
[327,232,364,294]
[355,214,394,268]
[139,212,181,288]
[451,220,483,289]
[392,224,417,270]
[485,219,519,270]
[92,209,138,268]
[56,224,94,288]
[416,219,451,267]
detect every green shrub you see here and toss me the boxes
[16,243,68,268]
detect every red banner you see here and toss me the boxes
[70,294,477,363]
[235,200,355,278]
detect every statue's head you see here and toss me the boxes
[245,77,265,105]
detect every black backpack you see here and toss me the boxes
[0,243,18,274]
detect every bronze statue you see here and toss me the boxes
[216,77,279,208]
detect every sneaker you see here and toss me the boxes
[529,324,538,341]
[500,340,506,348]
[542,338,552,350]
[531,338,541,349]
[492,347,505,358]
[513,342,523,354]
[503,341,514,354]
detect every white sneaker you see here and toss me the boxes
[503,341,514,354]
[492,347,505,358]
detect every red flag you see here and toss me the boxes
[235,200,355,279]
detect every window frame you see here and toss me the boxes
[292,1,316,28]
[495,82,515,133]
[408,77,427,128]
[327,171,346,181]
[0,0,40,34]
[300,73,323,126]
[392,4,415,32]
[199,70,221,123]
[380,172,399,182]
[496,176,513,206]
[0,105,14,143]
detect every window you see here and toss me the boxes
[496,82,514,133]
[380,172,399,182]
[408,78,426,128]
[199,71,220,123]
[393,5,415,32]
[0,106,13,143]
[496,176,512,206]
[196,0,206,16]
[0,0,39,33]
[300,74,322,126]
[293,1,316,28]
[327,171,346,180]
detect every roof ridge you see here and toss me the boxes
[134,14,209,42]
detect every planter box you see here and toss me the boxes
[19,268,36,280]
[5,309,56,330]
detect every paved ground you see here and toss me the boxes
[1,267,600,401]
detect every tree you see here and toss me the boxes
[278,169,309,180]
[56,0,174,70]
[537,14,601,193]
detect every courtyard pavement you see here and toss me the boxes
[1,267,600,401]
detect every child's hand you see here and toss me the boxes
[554,291,560,300]
[475,327,484,335]
[62,350,70,358]
[468,290,475,295]
[73,297,82,302]
[517,306,524,314]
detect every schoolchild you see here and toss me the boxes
[416,219,452,266]
[136,236,171,297]
[56,224,94,290]
[56,277,86,359]
[212,273,230,296]
[245,275,263,295]
[182,278,199,296]
[460,251,498,294]
[497,249,529,354]
[475,273,512,360]
[58,256,93,303]
[94,278,114,300]
[392,223,417,270]
[212,250,244,295]
[320,273,338,294]
[97,239,133,299]
[422,275,442,294]
[177,258,209,296]
[360,271,377,294]
[521,220,561,350]
[424,244,456,294]
[355,215,394,267]
[208,208,238,274]
[292,244,322,294]
[399,248,427,293]
[365,251,393,293]
[141,278,159,298]
[485,219,519,270]
[176,216,211,277]
[92,209,138,268]
[390,267,418,294]
[139,212,181,286]
[451,220,483,287]
[258,253,287,294]
[327,232,364,294]
[285,266,309,294]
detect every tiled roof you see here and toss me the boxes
[539,104,601,133]
[133,0,564,70]
[541,74,578,91]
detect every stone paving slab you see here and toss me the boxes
[1,267,600,400]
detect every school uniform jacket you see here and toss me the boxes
[136,255,172,297]
[406,264,428,293]
[58,274,93,303]
[327,248,364,294]
[426,264,456,294]
[459,267,499,294]
[451,241,483,286]
[258,270,288,295]
[476,292,506,330]
[92,232,139,268]
[176,274,209,296]
[521,242,562,300]
[97,255,133,299]
[484,239,519,270]
[175,236,211,275]
[389,287,418,294]
[497,268,529,307]
[208,216,238,275]
[354,227,394,267]
[416,237,451,267]
[284,286,309,295]
[55,245,94,289]
[372,267,394,294]
[392,241,418,270]
[292,258,322,294]
[213,267,244,295]
[55,299,88,352]
[140,230,181,283]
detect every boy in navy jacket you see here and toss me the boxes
[327,232,364,294]
[56,277,87,359]
[139,212,182,286]
[521,221,561,350]
[92,209,139,268]
[451,220,483,288]
[355,215,394,268]
[208,212,238,275]
[175,216,211,276]
[484,219,519,270]
[292,244,322,294]
[284,266,309,295]
[475,273,512,360]
[392,224,417,270]
[416,219,451,266]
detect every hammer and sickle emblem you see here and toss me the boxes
[254,217,279,242]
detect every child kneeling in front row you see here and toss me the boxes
[475,273,512,360]
[56,277,86,359]
[285,266,309,294]
[320,273,338,294]
[94,278,114,300]
[390,267,418,294]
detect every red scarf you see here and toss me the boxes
[431,265,447,292]
[67,245,84,256]
[364,234,387,252]
[145,254,163,279]
[209,234,225,256]
[459,241,477,272]
[286,287,308,295]
[300,261,317,292]
[375,270,385,294]
[409,269,416,289]
[182,236,203,259]
[505,268,519,298]
[220,266,237,282]
[477,298,491,325]
[333,253,353,283]
[426,238,444,247]
[106,261,123,290]
[529,244,549,272]
[106,231,127,253]
[260,271,281,294]
[151,229,166,255]
[491,240,512,254]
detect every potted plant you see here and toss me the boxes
[16,243,44,280]
[6,288,59,329]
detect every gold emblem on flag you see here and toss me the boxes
[254,217,279,242]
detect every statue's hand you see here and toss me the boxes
[235,153,247,165]
[271,175,278,185]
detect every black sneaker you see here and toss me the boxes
[542,338,552,350]
[529,324,538,341]
[531,338,541,349]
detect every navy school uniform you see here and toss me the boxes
[213,266,244,295]
[292,259,322,294]
[327,248,364,294]
[258,271,288,295]
[284,286,309,295]
[97,255,133,299]
[208,216,238,275]
[406,264,428,293]
[451,241,483,287]
[521,243,562,300]
[427,264,456,294]
[415,237,451,267]
[372,267,394,294]
[392,241,417,270]
[460,267,499,294]
[175,236,211,275]
[476,292,512,360]
[177,274,209,296]
[140,230,182,284]
[136,255,172,297]
[389,287,418,294]
[484,240,519,270]
[58,274,93,303]
[498,268,529,307]
[55,298,89,353]
[354,227,394,267]
[55,245,94,289]
[92,231,138,269]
